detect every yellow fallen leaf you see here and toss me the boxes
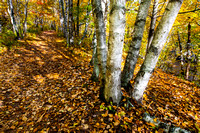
[37,113,45,123]
[114,120,120,126]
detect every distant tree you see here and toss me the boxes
[23,0,29,37]
[76,0,80,37]
[7,0,20,39]
[69,0,74,45]
[185,22,191,80]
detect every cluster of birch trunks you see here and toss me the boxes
[91,0,183,105]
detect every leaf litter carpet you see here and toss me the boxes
[0,31,199,132]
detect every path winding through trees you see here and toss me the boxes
[0,31,199,132]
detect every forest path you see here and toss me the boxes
[0,31,199,132]
[0,31,98,132]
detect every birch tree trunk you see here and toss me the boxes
[60,0,68,40]
[0,20,2,33]
[146,0,159,51]
[101,0,109,27]
[59,0,64,32]
[65,0,69,44]
[76,0,80,37]
[16,0,21,32]
[23,0,28,37]
[7,0,20,39]
[185,23,191,80]
[132,0,183,104]
[92,0,107,85]
[104,0,126,104]
[91,32,99,81]
[121,0,151,89]
[69,0,74,45]
[177,31,184,74]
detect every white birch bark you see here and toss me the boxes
[185,23,191,80]
[121,0,151,88]
[69,0,74,45]
[132,0,183,104]
[104,0,126,104]
[91,32,100,81]
[7,0,20,39]
[146,0,159,51]
[92,0,107,83]
[59,0,64,32]
[76,0,80,37]
[65,0,69,44]
[60,0,68,40]
[23,0,28,37]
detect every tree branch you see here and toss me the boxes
[179,8,200,14]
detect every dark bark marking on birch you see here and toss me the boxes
[135,19,146,26]
[132,36,142,41]
[110,6,126,15]
[132,47,140,51]
[149,46,159,56]
[170,0,183,4]
[151,68,155,74]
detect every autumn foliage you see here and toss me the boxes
[0,31,199,132]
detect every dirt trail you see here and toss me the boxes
[0,31,96,132]
[0,31,199,132]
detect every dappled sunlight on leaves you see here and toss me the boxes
[0,31,199,132]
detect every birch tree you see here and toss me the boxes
[104,0,126,104]
[185,22,191,80]
[7,0,20,39]
[146,0,159,51]
[92,0,107,85]
[131,0,183,104]
[76,0,80,37]
[59,0,64,32]
[69,0,74,45]
[121,0,151,89]
[65,0,69,44]
[23,0,29,37]
[91,32,99,81]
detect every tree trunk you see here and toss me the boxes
[16,0,21,33]
[7,0,20,39]
[101,0,109,27]
[65,0,69,44]
[146,0,159,52]
[79,2,91,44]
[91,32,99,81]
[0,22,1,33]
[60,0,68,40]
[76,0,80,37]
[121,0,151,89]
[132,0,183,104]
[69,0,74,45]
[177,31,184,74]
[23,0,29,37]
[59,0,64,32]
[185,23,191,80]
[104,0,126,105]
[92,0,107,85]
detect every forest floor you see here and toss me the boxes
[0,31,199,132]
